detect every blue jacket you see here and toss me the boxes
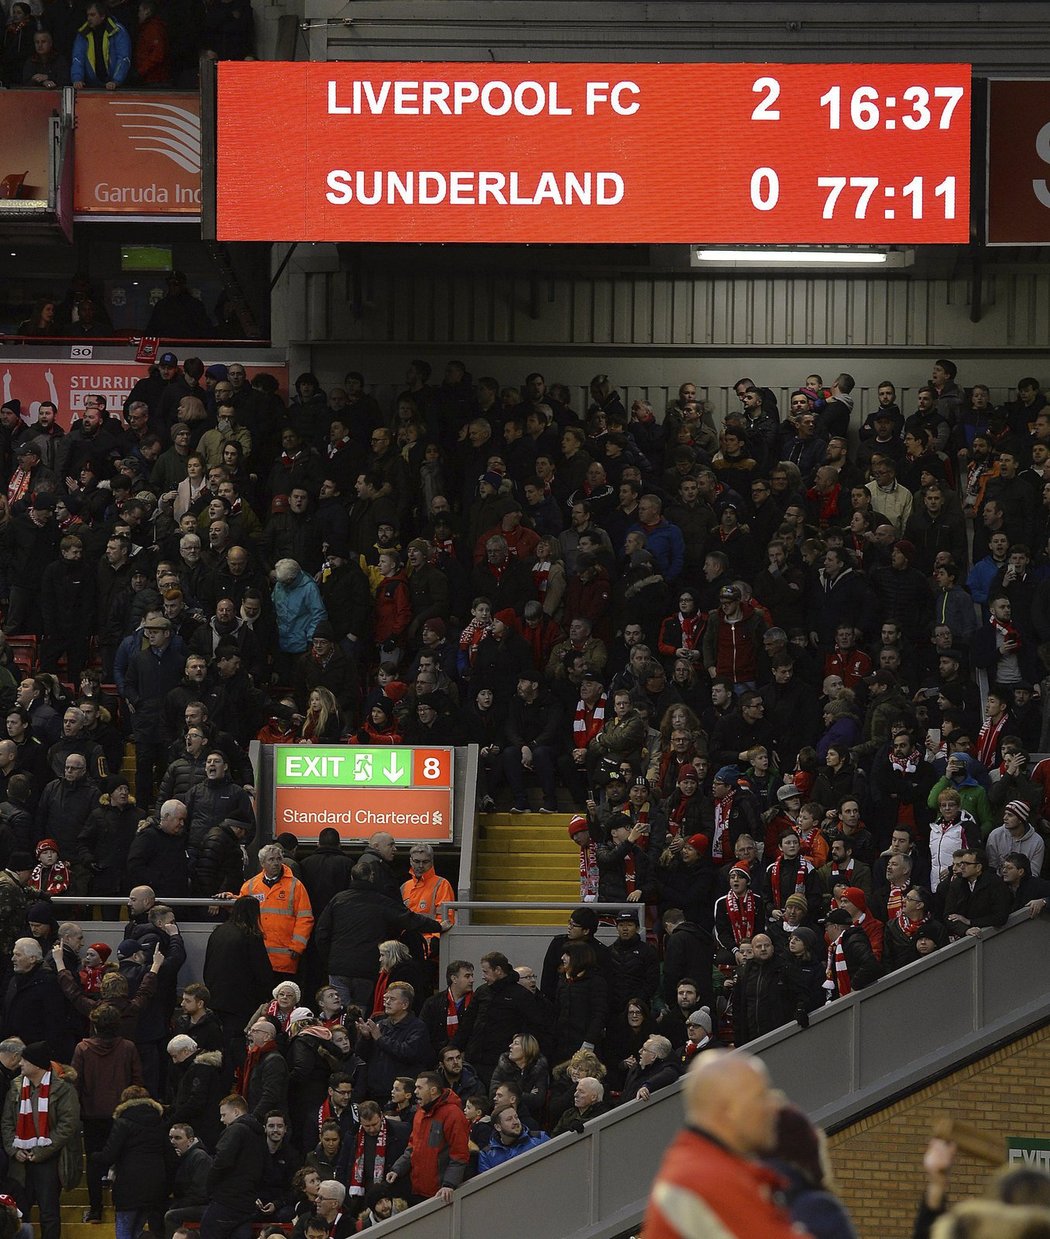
[272,570,327,654]
[966,555,1002,607]
[626,517,685,581]
[71,16,131,86]
[477,1124,550,1172]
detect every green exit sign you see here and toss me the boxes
[275,746,411,788]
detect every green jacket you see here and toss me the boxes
[2,1070,82,1189]
[927,777,993,837]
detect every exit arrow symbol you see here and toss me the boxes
[384,754,403,782]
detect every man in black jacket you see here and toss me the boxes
[453,951,551,1087]
[201,1094,266,1239]
[299,828,353,918]
[126,799,190,897]
[184,751,256,855]
[126,616,187,806]
[825,909,881,997]
[943,847,1013,939]
[244,1021,289,1121]
[606,912,659,1016]
[357,833,402,904]
[619,1035,679,1103]
[660,909,715,1016]
[315,858,442,1009]
[501,670,563,814]
[539,906,614,1002]
[193,817,251,898]
[731,933,792,1046]
[165,1121,213,1233]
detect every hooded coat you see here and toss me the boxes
[477,1121,550,1172]
[94,1096,171,1211]
[167,1049,224,1151]
[206,1111,267,1210]
[390,1087,469,1199]
[71,1034,144,1119]
[272,568,328,655]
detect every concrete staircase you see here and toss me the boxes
[473,813,581,925]
[31,1184,113,1239]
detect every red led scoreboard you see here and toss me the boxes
[212,62,971,244]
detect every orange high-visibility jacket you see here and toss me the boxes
[240,865,314,974]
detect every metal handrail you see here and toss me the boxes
[47,896,234,907]
[445,901,636,912]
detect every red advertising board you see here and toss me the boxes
[215,61,971,244]
[74,92,201,217]
[1,359,287,426]
[987,80,1050,244]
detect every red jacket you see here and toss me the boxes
[374,572,412,642]
[823,648,872,689]
[564,567,612,638]
[644,1126,803,1239]
[400,1088,470,1198]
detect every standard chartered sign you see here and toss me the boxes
[272,745,454,843]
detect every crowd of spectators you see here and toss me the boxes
[3,0,254,91]
[0,352,1043,1232]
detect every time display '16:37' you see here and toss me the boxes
[819,85,966,131]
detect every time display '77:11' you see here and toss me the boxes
[817,175,957,221]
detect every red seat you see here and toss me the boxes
[6,635,38,678]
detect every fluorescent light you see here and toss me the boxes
[695,248,888,264]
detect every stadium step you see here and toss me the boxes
[472,811,582,923]
[29,1202,113,1238]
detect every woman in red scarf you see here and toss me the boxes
[246,980,300,1038]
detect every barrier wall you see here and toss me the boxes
[367,910,1050,1239]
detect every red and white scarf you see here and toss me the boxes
[885,885,907,919]
[678,612,701,648]
[30,860,71,896]
[827,859,855,885]
[532,560,551,598]
[725,890,756,944]
[13,1072,51,1149]
[889,748,921,776]
[579,840,599,902]
[829,936,851,997]
[445,988,473,1040]
[458,618,491,666]
[264,999,293,1032]
[622,848,638,896]
[7,469,31,507]
[348,1120,387,1196]
[712,790,735,863]
[573,693,606,748]
[668,788,693,834]
[770,857,811,908]
[895,909,927,939]
[316,1097,354,1137]
[976,712,1008,768]
[990,613,1022,652]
